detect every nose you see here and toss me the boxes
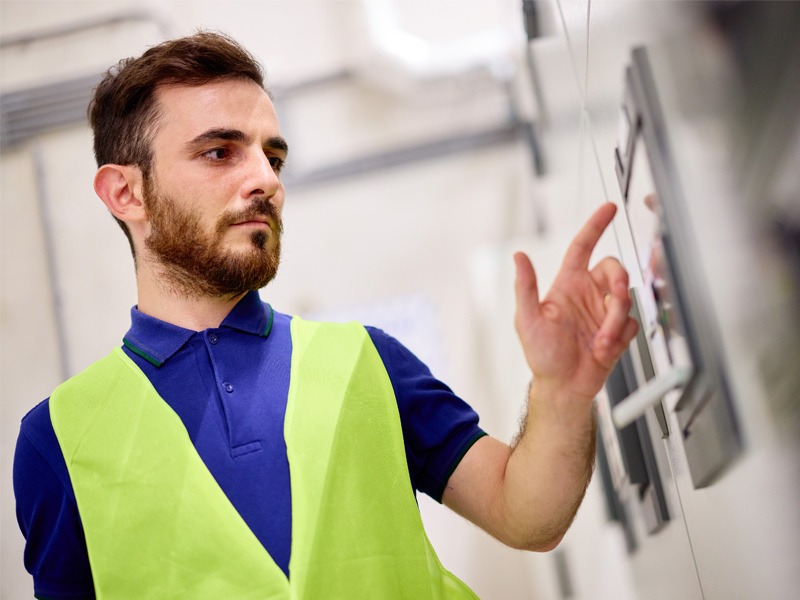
[240,149,282,203]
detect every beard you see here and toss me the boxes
[143,177,283,298]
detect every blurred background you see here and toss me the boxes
[2,1,799,598]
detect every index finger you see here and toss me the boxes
[561,202,617,271]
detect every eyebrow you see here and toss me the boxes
[266,135,289,155]
[186,128,289,155]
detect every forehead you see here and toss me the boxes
[152,79,280,147]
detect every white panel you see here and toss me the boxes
[0,1,166,92]
[177,0,358,86]
[643,29,800,599]
[35,126,137,375]
[0,148,64,600]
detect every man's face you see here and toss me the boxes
[142,78,288,298]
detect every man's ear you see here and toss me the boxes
[94,164,147,225]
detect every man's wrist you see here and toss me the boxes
[527,378,596,431]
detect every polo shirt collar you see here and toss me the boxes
[122,290,274,368]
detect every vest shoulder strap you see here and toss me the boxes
[286,318,478,599]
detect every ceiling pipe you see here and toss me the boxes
[0,8,172,48]
[357,0,517,97]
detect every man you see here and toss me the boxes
[13,32,637,599]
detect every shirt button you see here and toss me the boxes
[223,382,234,393]
[209,333,219,344]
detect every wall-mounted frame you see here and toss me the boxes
[605,341,670,535]
[613,47,742,489]
[596,284,672,547]
[595,428,637,553]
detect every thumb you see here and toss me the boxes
[514,251,541,322]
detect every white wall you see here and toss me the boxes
[516,3,800,600]
[3,2,799,600]
[0,2,538,598]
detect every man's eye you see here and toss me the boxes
[269,156,285,173]
[202,148,229,160]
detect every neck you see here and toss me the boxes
[136,262,249,331]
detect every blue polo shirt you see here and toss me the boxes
[14,291,485,600]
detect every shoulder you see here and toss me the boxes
[17,398,72,486]
[286,315,381,350]
[21,396,51,426]
[50,351,129,402]
[364,326,433,375]
[15,399,94,599]
[19,398,56,452]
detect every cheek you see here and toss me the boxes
[179,181,232,216]
[272,187,286,214]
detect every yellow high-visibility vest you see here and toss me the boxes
[50,318,478,599]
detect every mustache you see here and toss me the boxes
[217,198,283,233]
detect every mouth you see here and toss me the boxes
[231,218,272,230]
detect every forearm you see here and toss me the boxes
[442,380,597,552]
[498,380,596,550]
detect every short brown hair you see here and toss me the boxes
[88,31,266,255]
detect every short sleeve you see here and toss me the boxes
[13,400,95,600]
[366,327,486,502]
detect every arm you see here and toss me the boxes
[14,402,96,599]
[442,203,638,551]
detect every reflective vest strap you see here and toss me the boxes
[50,348,288,600]
[286,319,478,599]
